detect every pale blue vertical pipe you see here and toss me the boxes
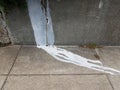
[27,0,47,46]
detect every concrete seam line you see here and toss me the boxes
[1,46,22,90]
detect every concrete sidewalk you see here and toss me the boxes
[0,45,120,90]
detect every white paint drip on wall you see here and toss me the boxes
[27,0,120,75]
[27,0,47,46]
[99,0,103,9]
[46,0,55,45]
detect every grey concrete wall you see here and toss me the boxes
[50,0,120,45]
[6,9,36,45]
[6,0,120,45]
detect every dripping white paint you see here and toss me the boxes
[27,0,120,75]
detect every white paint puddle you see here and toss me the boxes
[27,0,120,75]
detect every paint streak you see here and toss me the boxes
[99,0,103,9]
[27,0,47,45]
[46,0,55,45]
[27,0,120,75]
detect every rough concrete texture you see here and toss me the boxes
[49,0,120,45]
[96,46,120,71]
[6,9,36,45]
[3,75,112,90]
[108,75,120,90]
[0,10,10,44]
[0,76,6,89]
[0,45,120,90]
[0,45,20,74]
[96,46,120,90]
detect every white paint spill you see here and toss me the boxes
[38,46,120,75]
[27,0,47,45]
[27,0,120,75]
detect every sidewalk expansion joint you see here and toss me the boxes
[1,45,22,90]
[106,74,114,90]
[8,73,106,76]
